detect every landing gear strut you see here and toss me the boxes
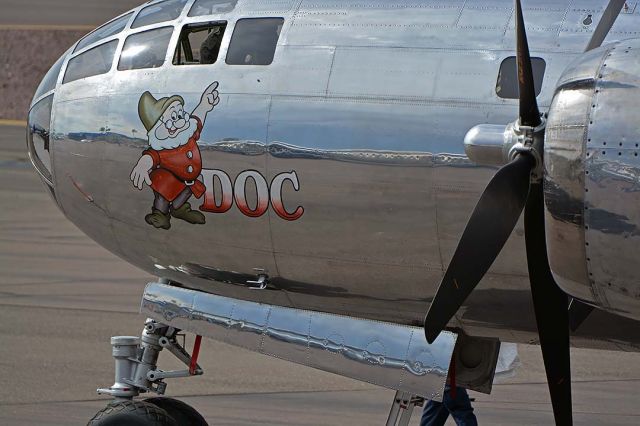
[89,318,207,426]
[97,318,203,398]
[386,390,425,426]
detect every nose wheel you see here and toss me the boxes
[144,397,208,425]
[88,399,178,426]
[89,318,208,425]
[88,398,208,426]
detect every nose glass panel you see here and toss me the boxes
[63,40,118,84]
[188,0,238,16]
[27,94,54,184]
[225,18,283,65]
[32,50,69,100]
[118,27,174,71]
[131,0,189,29]
[73,12,133,53]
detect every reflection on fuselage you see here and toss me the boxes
[27,0,640,351]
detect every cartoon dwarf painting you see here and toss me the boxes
[130,82,220,229]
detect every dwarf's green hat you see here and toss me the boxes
[138,91,184,132]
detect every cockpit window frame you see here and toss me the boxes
[118,26,175,72]
[225,17,284,66]
[33,48,72,100]
[188,0,239,17]
[173,21,228,66]
[62,39,119,84]
[73,12,134,54]
[131,0,190,30]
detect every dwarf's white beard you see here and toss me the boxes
[148,118,197,150]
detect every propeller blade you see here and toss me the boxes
[424,154,534,343]
[585,0,626,52]
[515,0,541,127]
[569,298,595,332]
[525,183,572,425]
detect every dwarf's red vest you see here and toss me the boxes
[142,117,206,201]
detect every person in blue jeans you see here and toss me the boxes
[420,385,478,426]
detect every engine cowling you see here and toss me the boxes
[544,38,640,320]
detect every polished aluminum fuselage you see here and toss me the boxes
[32,0,640,350]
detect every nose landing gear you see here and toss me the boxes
[88,318,208,426]
[385,391,425,426]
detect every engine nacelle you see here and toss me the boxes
[545,38,640,320]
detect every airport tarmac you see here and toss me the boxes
[2,121,640,426]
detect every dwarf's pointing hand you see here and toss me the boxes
[193,82,220,119]
[201,81,220,111]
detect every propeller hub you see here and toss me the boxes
[510,118,546,183]
[464,117,545,182]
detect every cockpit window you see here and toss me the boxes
[33,49,70,99]
[496,56,546,99]
[226,18,283,65]
[74,12,133,53]
[173,22,227,65]
[63,40,118,84]
[118,27,174,71]
[188,0,238,16]
[131,0,189,29]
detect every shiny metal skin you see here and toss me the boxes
[545,38,640,320]
[141,282,458,400]
[464,124,517,167]
[26,0,640,351]
[464,120,546,180]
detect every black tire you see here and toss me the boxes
[88,400,178,426]
[145,397,208,426]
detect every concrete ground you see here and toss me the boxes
[2,122,640,426]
